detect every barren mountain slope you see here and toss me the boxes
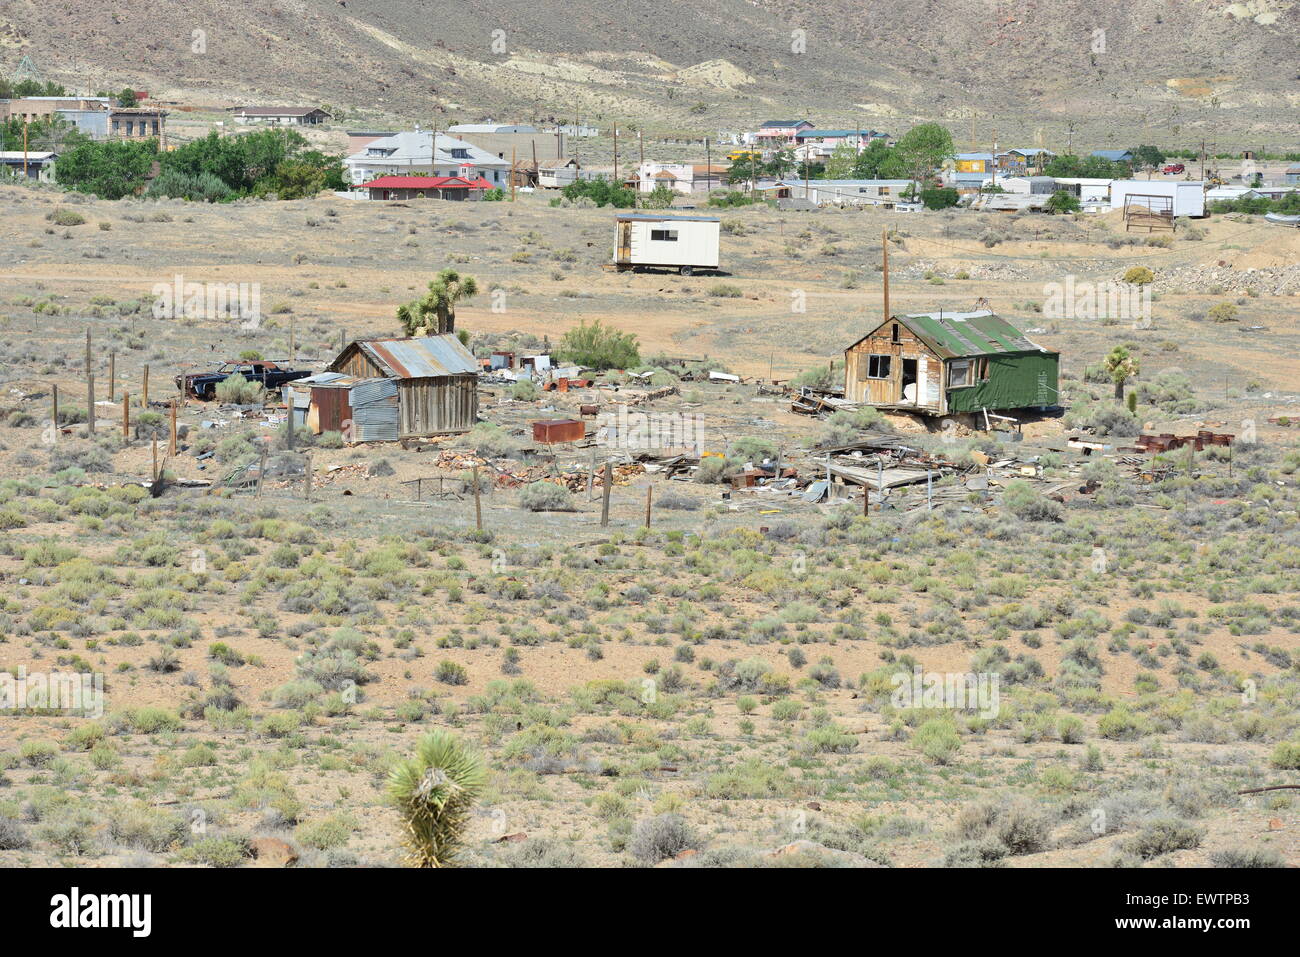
[0,0,1296,142]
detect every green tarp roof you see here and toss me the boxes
[899,311,1053,359]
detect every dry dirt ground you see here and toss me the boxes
[0,182,1298,869]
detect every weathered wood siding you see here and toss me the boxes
[844,320,943,411]
[397,375,478,437]
[331,347,385,379]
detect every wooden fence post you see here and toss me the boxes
[142,364,149,408]
[472,465,483,531]
[169,400,177,457]
[122,393,129,445]
[600,462,612,527]
[644,483,652,528]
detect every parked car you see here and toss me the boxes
[176,360,311,400]
[1161,163,1185,174]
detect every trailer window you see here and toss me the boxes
[949,360,971,387]
[866,354,891,379]
[650,229,678,241]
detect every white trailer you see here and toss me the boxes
[1109,180,1206,218]
[613,213,720,275]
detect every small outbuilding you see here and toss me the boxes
[327,335,479,439]
[844,310,1058,416]
[612,212,720,275]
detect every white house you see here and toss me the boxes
[776,179,921,208]
[999,176,1057,195]
[344,130,511,187]
[0,150,57,182]
[233,106,331,126]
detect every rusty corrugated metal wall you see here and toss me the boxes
[398,375,477,437]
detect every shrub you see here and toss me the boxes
[1269,740,1300,769]
[1209,847,1283,868]
[1123,819,1203,859]
[1208,302,1238,323]
[913,718,962,764]
[1003,480,1062,522]
[388,731,486,867]
[518,481,574,512]
[214,373,264,405]
[436,660,468,686]
[509,379,539,401]
[1122,266,1154,285]
[555,319,639,370]
[0,817,32,850]
[629,813,699,864]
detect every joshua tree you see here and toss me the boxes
[397,268,478,336]
[1103,344,1140,401]
[388,731,486,867]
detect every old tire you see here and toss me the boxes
[679,265,693,276]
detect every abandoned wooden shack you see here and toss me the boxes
[844,310,1058,416]
[326,335,479,438]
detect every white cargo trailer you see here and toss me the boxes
[612,213,720,275]
[1109,180,1206,218]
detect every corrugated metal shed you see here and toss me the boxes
[327,335,478,438]
[334,335,478,379]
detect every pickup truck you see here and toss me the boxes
[1161,163,1185,174]
[176,360,312,400]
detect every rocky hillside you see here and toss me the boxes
[1,0,1296,146]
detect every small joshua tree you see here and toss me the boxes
[388,731,486,867]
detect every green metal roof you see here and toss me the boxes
[899,311,1052,359]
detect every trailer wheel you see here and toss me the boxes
[679,265,693,276]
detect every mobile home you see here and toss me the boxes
[612,213,720,276]
[844,311,1059,416]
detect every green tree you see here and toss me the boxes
[823,142,858,180]
[1103,345,1140,401]
[850,138,893,179]
[397,269,479,336]
[117,87,139,108]
[641,182,676,209]
[920,187,959,209]
[556,319,640,370]
[891,123,954,193]
[1046,190,1081,214]
[1132,145,1166,172]
[55,139,156,199]
[388,731,486,868]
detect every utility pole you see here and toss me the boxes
[991,129,998,190]
[612,124,618,182]
[705,137,711,196]
[881,227,891,320]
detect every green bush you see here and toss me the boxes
[518,481,574,512]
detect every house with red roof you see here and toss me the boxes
[354,175,495,201]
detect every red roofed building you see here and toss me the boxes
[355,175,495,201]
